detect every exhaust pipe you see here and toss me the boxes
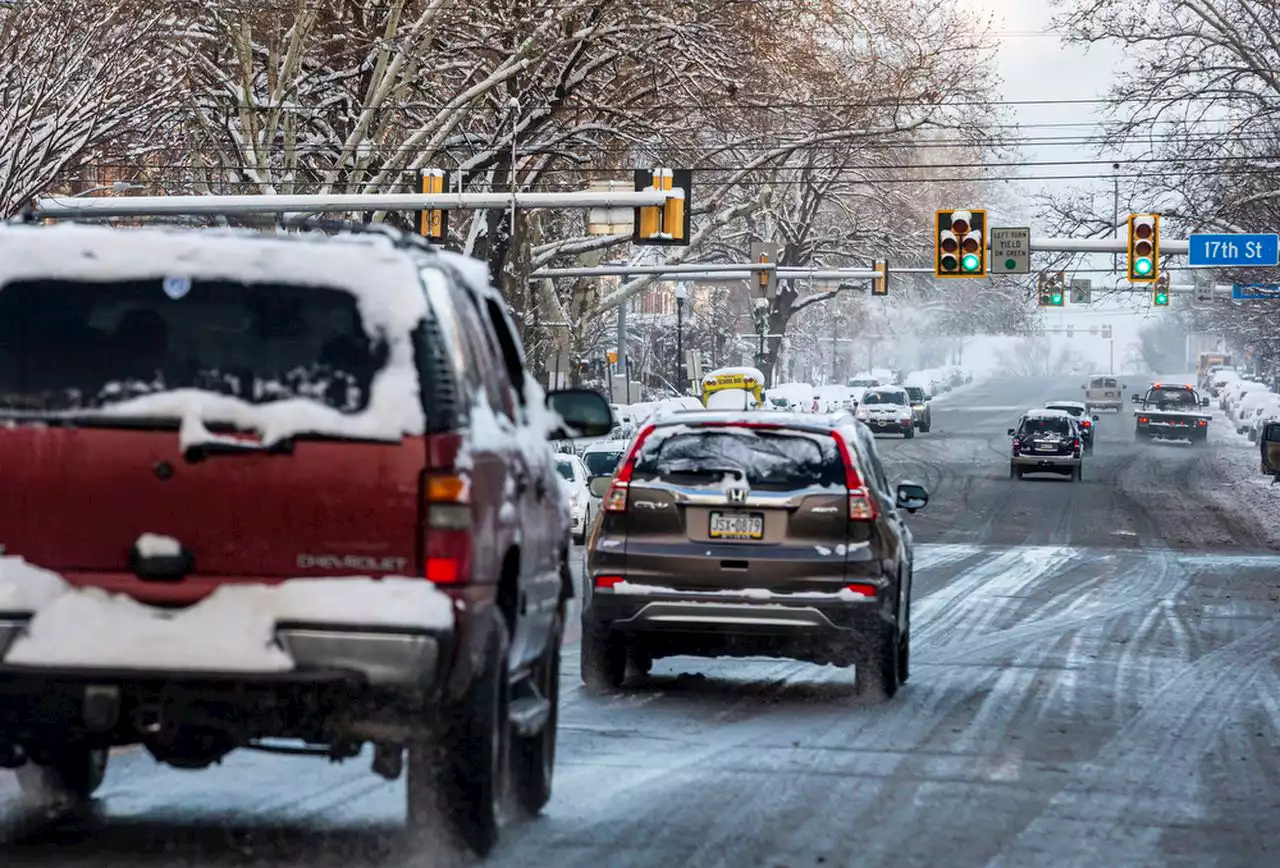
[371,744,403,781]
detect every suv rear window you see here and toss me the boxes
[634,428,844,489]
[1020,417,1072,436]
[0,278,387,414]
[1148,388,1196,407]
[1090,378,1117,388]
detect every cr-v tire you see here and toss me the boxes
[855,627,900,702]
[580,629,626,690]
[17,745,108,805]
[408,615,509,857]
[512,607,562,818]
[903,427,915,440]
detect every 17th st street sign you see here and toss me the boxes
[990,227,1030,274]
[1188,233,1279,267]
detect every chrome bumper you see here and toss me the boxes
[276,629,442,686]
[611,600,861,632]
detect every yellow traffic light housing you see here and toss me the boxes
[633,168,692,246]
[1127,213,1159,283]
[418,168,447,242]
[935,209,986,278]
[871,259,889,296]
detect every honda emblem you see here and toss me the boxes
[727,486,748,504]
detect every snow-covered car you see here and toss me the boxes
[557,453,598,544]
[768,382,817,412]
[856,386,916,438]
[1209,369,1240,399]
[1223,380,1267,416]
[1009,410,1085,480]
[1234,388,1279,434]
[1242,393,1280,441]
[0,221,613,856]
[814,383,856,413]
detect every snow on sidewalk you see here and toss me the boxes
[0,559,453,673]
[1200,425,1280,548]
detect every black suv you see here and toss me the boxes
[583,412,929,701]
[0,222,612,856]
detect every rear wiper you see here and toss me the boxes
[182,438,295,463]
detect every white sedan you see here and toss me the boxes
[556,453,597,545]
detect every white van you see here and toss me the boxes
[1083,376,1127,413]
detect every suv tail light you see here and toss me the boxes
[422,460,473,584]
[1072,437,1082,457]
[1011,437,1022,455]
[603,423,656,513]
[831,432,877,521]
[1081,419,1092,429]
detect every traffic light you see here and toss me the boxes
[871,259,889,296]
[418,168,447,242]
[751,240,778,299]
[1153,272,1170,307]
[1037,271,1065,306]
[633,168,691,246]
[1127,213,1159,282]
[935,209,986,278]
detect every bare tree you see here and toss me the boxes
[0,0,185,216]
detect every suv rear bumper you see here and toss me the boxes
[1011,454,1081,470]
[864,419,913,433]
[584,581,896,665]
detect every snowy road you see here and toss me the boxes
[4,376,1279,867]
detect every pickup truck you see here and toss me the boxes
[1132,383,1212,444]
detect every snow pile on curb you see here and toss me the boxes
[1200,436,1280,547]
[0,571,453,673]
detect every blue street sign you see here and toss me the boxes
[1231,283,1280,300]
[1188,233,1279,267]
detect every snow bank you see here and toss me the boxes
[611,581,871,602]
[0,224,428,444]
[2,577,453,673]
[0,558,69,613]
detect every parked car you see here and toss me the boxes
[0,221,612,856]
[583,411,928,700]
[557,453,600,544]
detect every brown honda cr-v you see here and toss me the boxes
[582,411,929,700]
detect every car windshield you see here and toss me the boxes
[634,428,844,489]
[584,449,626,477]
[0,278,386,415]
[862,390,905,405]
[904,387,925,402]
[555,460,576,482]
[1021,417,1072,436]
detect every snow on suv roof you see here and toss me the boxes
[1046,401,1086,410]
[0,223,434,444]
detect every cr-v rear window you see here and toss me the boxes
[633,427,844,489]
[0,278,388,414]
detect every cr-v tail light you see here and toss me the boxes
[423,458,473,584]
[603,423,656,513]
[831,432,877,521]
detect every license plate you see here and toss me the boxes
[1035,442,1055,452]
[875,420,888,427]
[709,511,765,540]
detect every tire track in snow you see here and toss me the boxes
[913,543,984,573]
[983,620,1280,868]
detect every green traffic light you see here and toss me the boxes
[961,253,981,272]
[1134,257,1153,276]
[1155,292,1168,305]
[1051,292,1062,305]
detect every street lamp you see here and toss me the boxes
[674,282,689,394]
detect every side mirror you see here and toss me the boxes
[1007,427,1016,436]
[1201,398,1210,407]
[546,389,614,439]
[1092,415,1100,422]
[1080,384,1085,390]
[588,476,613,498]
[895,481,929,513]
[1263,423,1280,444]
[1130,394,1141,403]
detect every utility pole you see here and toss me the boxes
[1112,163,1120,275]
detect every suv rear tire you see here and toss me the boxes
[512,608,561,817]
[1009,463,1021,480]
[903,427,915,440]
[408,615,509,857]
[855,627,900,701]
[17,745,108,805]
[581,629,626,690]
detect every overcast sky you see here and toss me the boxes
[974,1,1161,363]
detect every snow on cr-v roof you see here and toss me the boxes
[0,224,431,444]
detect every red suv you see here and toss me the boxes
[0,222,611,855]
